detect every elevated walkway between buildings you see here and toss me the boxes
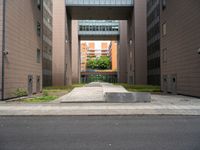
[66,0,134,20]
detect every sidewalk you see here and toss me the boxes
[0,94,200,116]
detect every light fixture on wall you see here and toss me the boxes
[3,49,8,55]
[65,40,68,44]
[129,40,133,45]
[197,48,200,55]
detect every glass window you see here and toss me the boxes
[37,22,41,37]
[162,23,166,36]
[163,49,167,63]
[37,49,41,63]
[162,0,166,10]
[37,0,41,10]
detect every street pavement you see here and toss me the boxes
[0,116,200,150]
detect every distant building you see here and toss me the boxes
[87,42,110,59]
[80,42,88,72]
[80,41,117,72]
[109,41,118,71]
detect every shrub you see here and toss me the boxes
[87,56,111,70]
[14,88,27,97]
[43,91,49,96]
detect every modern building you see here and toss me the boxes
[0,0,43,100]
[147,0,160,85]
[80,41,117,72]
[87,42,110,58]
[52,0,72,86]
[1,0,199,100]
[80,42,88,72]
[160,0,200,97]
[109,41,118,71]
[118,21,128,83]
[43,0,53,87]
[125,0,147,85]
[59,0,147,84]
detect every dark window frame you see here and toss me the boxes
[162,22,167,36]
[163,48,167,63]
[37,21,41,37]
[37,49,41,63]
[37,0,41,10]
[162,0,166,10]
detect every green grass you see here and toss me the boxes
[20,84,85,103]
[44,84,85,90]
[21,96,58,103]
[115,83,160,93]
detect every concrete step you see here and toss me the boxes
[60,82,151,103]
[104,92,151,103]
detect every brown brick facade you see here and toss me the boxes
[160,0,200,97]
[2,0,43,99]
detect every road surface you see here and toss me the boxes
[0,116,200,150]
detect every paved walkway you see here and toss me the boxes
[0,82,200,116]
[0,94,200,116]
[59,82,128,103]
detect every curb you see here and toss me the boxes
[0,105,200,116]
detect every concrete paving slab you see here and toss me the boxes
[102,85,128,93]
[61,82,150,103]
[60,87,104,103]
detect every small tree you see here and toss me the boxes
[87,56,111,70]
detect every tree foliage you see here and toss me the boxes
[87,56,111,70]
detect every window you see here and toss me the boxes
[162,0,166,10]
[37,49,41,63]
[130,51,132,59]
[37,0,41,10]
[37,22,41,37]
[162,23,167,36]
[130,64,132,71]
[163,49,167,63]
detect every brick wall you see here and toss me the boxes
[160,0,200,97]
[4,0,43,98]
[0,0,3,99]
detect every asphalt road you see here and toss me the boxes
[0,116,200,150]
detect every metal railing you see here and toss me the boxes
[79,31,119,36]
[66,0,133,6]
[78,20,120,35]
[81,72,118,83]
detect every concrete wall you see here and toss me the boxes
[0,0,3,99]
[134,0,147,84]
[65,13,72,85]
[160,0,200,97]
[71,20,80,84]
[118,21,128,83]
[3,0,43,99]
[127,8,135,84]
[53,0,72,86]
[127,0,147,85]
